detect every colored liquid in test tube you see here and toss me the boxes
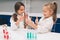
[27,32,37,40]
[2,24,9,40]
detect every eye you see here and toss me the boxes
[20,6,25,11]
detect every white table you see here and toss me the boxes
[0,26,60,40]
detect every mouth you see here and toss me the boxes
[43,14,46,16]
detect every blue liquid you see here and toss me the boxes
[27,32,29,39]
[27,32,37,40]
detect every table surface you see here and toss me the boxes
[0,26,60,40]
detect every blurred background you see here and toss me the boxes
[0,0,60,13]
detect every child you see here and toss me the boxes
[26,2,57,33]
[10,2,28,30]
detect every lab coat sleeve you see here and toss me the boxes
[37,20,53,33]
[10,17,18,30]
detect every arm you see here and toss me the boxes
[25,18,38,29]
[24,12,38,29]
[37,20,53,33]
[35,17,38,25]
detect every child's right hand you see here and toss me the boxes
[35,17,38,25]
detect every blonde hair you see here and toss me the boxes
[44,1,57,23]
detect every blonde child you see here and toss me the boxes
[26,2,57,33]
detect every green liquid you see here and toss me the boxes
[27,32,37,40]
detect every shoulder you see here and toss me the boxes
[45,16,54,25]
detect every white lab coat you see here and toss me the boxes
[37,16,54,33]
[10,13,24,30]
[10,13,31,30]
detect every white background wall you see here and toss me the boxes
[0,0,60,13]
[30,0,60,13]
[0,0,60,17]
[0,1,18,12]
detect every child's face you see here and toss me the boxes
[43,6,53,18]
[17,6,25,15]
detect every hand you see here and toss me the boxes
[17,15,24,22]
[25,19,29,25]
[24,12,28,19]
[35,17,38,25]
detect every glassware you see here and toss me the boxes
[27,31,37,40]
[2,24,9,40]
